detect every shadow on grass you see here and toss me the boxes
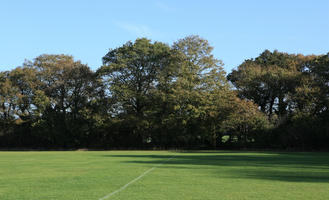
[101,151,329,183]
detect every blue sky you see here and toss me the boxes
[1,0,328,73]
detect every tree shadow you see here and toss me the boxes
[101,151,329,183]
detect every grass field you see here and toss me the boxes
[0,151,329,200]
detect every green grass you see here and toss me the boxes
[0,150,329,200]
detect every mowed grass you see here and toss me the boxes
[0,151,329,200]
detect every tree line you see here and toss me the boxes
[0,36,328,150]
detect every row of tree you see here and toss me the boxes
[0,36,328,149]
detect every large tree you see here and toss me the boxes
[30,54,97,147]
[98,38,175,146]
[228,50,304,120]
[169,35,232,147]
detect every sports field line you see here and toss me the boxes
[98,154,176,200]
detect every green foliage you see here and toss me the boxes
[0,38,327,150]
[220,98,272,146]
[228,50,302,119]
[228,50,329,149]
[97,38,175,146]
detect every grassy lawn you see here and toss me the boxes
[0,150,328,200]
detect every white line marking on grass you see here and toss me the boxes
[98,155,176,200]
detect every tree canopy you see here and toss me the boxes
[0,37,328,150]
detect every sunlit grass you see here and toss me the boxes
[0,151,328,200]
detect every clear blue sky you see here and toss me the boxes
[1,0,328,73]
